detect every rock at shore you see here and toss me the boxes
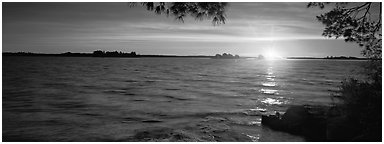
[261,105,327,141]
[281,106,311,134]
[261,105,379,141]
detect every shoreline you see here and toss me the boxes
[2,54,372,60]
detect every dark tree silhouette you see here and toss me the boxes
[308,2,382,87]
[308,2,381,59]
[92,50,137,57]
[213,53,240,59]
[309,2,382,141]
[130,2,228,25]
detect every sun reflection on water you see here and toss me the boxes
[260,89,279,95]
[261,98,284,105]
[262,82,276,87]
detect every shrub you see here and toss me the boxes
[334,77,381,141]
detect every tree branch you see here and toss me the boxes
[345,2,370,14]
[362,3,372,24]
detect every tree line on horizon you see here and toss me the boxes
[213,53,240,59]
[92,50,137,57]
[2,50,138,57]
[3,51,241,58]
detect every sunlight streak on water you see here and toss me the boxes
[262,82,276,87]
[266,77,275,81]
[249,107,267,112]
[249,121,262,126]
[261,98,284,105]
[260,65,279,95]
[260,89,279,95]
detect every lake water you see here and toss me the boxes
[2,56,365,141]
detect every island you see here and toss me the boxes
[213,53,240,59]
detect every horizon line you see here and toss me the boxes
[2,51,369,59]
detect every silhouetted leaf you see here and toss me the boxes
[133,2,228,25]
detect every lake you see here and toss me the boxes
[2,56,365,141]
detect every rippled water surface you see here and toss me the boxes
[3,56,365,141]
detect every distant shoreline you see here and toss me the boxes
[2,52,372,60]
[285,57,370,60]
[2,52,214,58]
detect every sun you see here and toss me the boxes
[265,50,282,60]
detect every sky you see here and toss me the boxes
[2,2,376,57]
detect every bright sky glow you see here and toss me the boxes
[3,2,370,57]
[265,49,283,60]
